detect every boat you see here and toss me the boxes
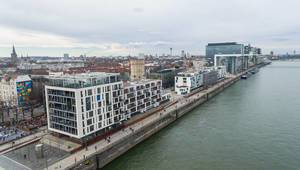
[241,74,248,79]
[250,68,259,74]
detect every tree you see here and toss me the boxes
[0,101,4,123]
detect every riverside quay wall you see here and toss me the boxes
[70,65,266,170]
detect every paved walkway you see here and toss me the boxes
[0,127,47,154]
[47,74,241,170]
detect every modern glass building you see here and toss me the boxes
[205,42,244,65]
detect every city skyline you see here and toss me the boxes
[1,0,300,57]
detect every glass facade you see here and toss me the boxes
[47,89,78,135]
[205,42,244,65]
[48,72,121,89]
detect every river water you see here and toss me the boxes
[104,61,300,170]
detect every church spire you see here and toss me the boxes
[11,45,18,65]
[12,45,16,54]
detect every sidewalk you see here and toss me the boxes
[0,127,47,154]
[48,74,242,170]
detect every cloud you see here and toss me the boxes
[1,0,300,56]
[132,7,144,13]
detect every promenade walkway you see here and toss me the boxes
[48,74,240,170]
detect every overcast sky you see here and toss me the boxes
[0,0,299,57]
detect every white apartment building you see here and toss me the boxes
[175,71,204,95]
[45,72,164,139]
[123,79,162,119]
[215,66,227,79]
[0,75,32,106]
[45,72,124,139]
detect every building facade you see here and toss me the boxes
[148,68,183,89]
[175,71,204,95]
[206,42,244,65]
[45,72,163,139]
[0,75,32,107]
[45,72,124,139]
[123,80,162,119]
[130,59,145,80]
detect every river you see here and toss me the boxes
[103,61,300,170]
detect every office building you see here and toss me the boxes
[64,53,70,58]
[206,42,244,65]
[148,68,183,89]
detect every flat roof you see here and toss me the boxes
[2,141,70,170]
[49,72,119,80]
[124,79,160,87]
[207,42,239,46]
[47,72,121,88]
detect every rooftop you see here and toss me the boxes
[0,75,31,83]
[47,72,121,89]
[207,42,239,46]
[0,141,70,170]
[124,79,160,87]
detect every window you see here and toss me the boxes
[87,119,92,125]
[97,95,101,102]
[89,111,93,117]
[86,97,91,111]
[88,89,92,96]
[90,125,94,132]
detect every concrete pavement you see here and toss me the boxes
[0,127,47,154]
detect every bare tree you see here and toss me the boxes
[29,93,38,119]
[0,101,4,123]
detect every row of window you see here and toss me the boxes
[50,123,78,135]
[48,89,75,97]
[80,84,123,98]
[82,115,122,135]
